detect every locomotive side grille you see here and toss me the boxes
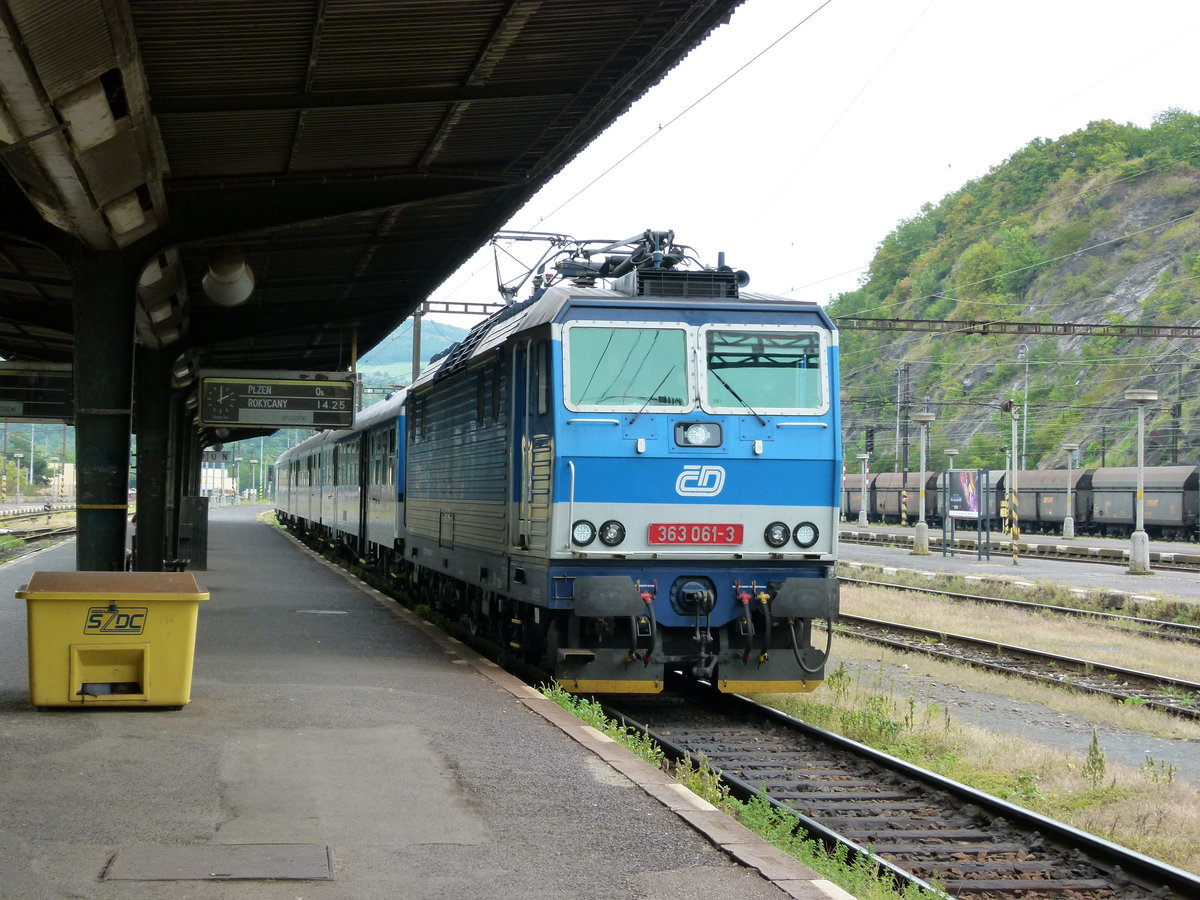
[617,269,740,299]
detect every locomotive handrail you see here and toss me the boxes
[777,422,828,427]
[567,460,576,551]
[566,418,621,425]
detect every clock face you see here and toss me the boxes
[204,383,239,421]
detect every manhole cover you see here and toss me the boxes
[105,843,333,881]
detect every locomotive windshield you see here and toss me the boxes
[566,325,690,409]
[703,328,825,413]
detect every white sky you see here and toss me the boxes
[422,0,1200,326]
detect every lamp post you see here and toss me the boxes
[250,459,259,502]
[856,453,870,526]
[50,457,59,507]
[911,411,936,554]
[1062,442,1080,539]
[234,457,242,503]
[1125,388,1158,574]
[1018,343,1029,468]
[13,452,23,505]
[1000,398,1020,565]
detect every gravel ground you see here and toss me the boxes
[837,544,1200,786]
[834,655,1200,786]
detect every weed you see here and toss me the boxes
[674,754,732,808]
[841,695,905,745]
[540,683,664,767]
[1141,756,1178,785]
[1121,695,1149,707]
[826,661,851,703]
[1082,729,1107,789]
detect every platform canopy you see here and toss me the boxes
[0,0,742,374]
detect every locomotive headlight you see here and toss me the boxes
[571,520,597,546]
[598,520,626,546]
[764,521,791,548]
[792,521,819,548]
[674,421,722,447]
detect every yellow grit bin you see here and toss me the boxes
[18,571,209,707]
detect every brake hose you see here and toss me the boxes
[790,618,833,674]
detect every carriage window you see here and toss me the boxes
[566,326,689,409]
[704,329,824,413]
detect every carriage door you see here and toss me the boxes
[511,339,554,551]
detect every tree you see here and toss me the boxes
[995,226,1044,294]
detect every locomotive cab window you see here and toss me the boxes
[701,326,826,415]
[565,324,690,411]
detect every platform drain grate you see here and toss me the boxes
[104,843,333,881]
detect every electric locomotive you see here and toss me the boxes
[278,230,841,693]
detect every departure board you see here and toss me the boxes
[0,363,74,422]
[197,371,356,428]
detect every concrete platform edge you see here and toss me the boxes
[283,526,849,899]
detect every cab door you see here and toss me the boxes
[511,338,554,551]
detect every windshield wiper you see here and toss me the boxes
[629,366,677,424]
[709,368,766,426]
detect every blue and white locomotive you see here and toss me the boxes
[276,230,841,693]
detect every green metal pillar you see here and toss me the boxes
[132,347,174,571]
[71,250,138,571]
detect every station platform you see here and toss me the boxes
[0,505,849,900]
[839,523,1200,602]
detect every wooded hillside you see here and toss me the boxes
[829,109,1200,471]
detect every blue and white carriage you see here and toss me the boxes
[278,231,841,693]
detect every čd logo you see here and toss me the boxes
[85,607,148,634]
[675,464,726,497]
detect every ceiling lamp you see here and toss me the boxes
[56,81,117,150]
[201,245,255,307]
[103,191,145,235]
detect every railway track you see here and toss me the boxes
[840,576,1200,646]
[0,526,75,565]
[833,614,1200,720]
[607,683,1200,899]
[839,529,1200,573]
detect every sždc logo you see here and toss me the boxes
[84,607,148,634]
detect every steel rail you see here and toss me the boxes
[0,505,76,525]
[839,576,1200,645]
[607,683,1200,899]
[839,528,1200,572]
[834,614,1200,719]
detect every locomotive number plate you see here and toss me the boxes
[648,523,744,545]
